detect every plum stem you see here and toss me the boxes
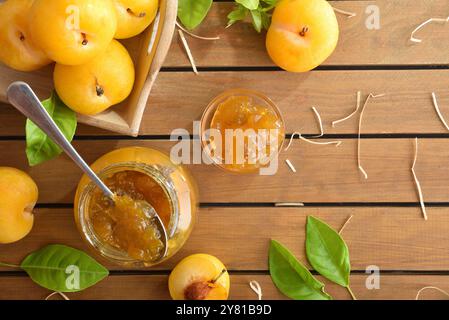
[299,26,309,37]
[81,33,88,46]
[127,8,146,18]
[94,78,104,97]
[211,269,227,284]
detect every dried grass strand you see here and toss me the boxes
[431,92,449,131]
[176,21,220,40]
[45,292,70,300]
[284,132,342,151]
[310,107,324,138]
[416,286,449,300]
[339,215,353,235]
[332,91,361,127]
[274,202,305,207]
[332,6,356,18]
[178,29,198,75]
[411,137,428,221]
[410,17,449,43]
[249,281,263,300]
[285,159,296,173]
[357,93,385,179]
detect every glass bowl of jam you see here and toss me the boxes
[74,147,198,267]
[200,89,285,174]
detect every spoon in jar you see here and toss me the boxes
[6,81,168,262]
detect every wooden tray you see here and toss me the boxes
[0,0,177,137]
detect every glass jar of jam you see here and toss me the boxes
[200,89,285,174]
[74,147,198,267]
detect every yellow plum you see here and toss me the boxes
[0,167,38,244]
[113,0,159,39]
[0,0,51,71]
[169,254,230,300]
[266,0,339,72]
[53,39,135,115]
[29,0,117,65]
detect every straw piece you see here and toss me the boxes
[416,286,449,300]
[284,132,342,151]
[410,17,449,43]
[332,91,361,127]
[178,29,198,75]
[411,137,428,221]
[332,6,356,18]
[45,292,70,300]
[310,107,324,138]
[274,202,305,207]
[431,92,449,131]
[339,215,353,235]
[249,281,263,300]
[357,93,385,179]
[285,159,297,173]
[176,21,220,40]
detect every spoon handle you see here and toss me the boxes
[6,81,114,199]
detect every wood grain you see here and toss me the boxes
[1,207,449,271]
[165,1,449,67]
[1,138,449,203]
[0,274,448,300]
[4,65,449,137]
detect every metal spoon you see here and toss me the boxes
[7,81,168,262]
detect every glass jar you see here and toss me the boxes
[74,147,198,267]
[200,88,285,174]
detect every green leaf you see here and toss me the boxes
[178,0,213,30]
[306,216,351,287]
[269,240,332,300]
[227,4,248,27]
[250,9,262,33]
[236,0,260,10]
[20,244,109,292]
[25,91,77,166]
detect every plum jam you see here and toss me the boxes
[75,147,198,267]
[201,89,285,173]
[89,171,170,262]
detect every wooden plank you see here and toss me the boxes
[165,1,449,68]
[0,274,448,300]
[3,70,449,136]
[1,207,449,271]
[0,138,449,203]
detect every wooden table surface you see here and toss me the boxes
[2,0,449,300]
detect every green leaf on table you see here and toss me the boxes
[227,1,276,32]
[25,91,77,166]
[227,4,248,27]
[21,244,109,292]
[250,9,263,32]
[178,0,213,30]
[236,0,260,10]
[306,216,351,287]
[269,240,332,300]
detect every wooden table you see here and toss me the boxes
[2,0,449,300]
